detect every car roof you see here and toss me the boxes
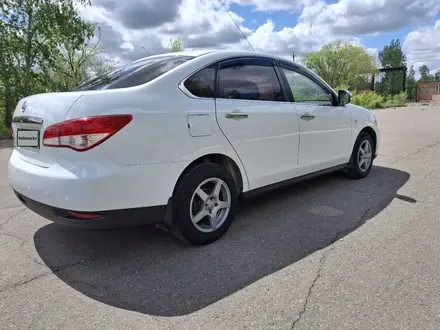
[132,49,335,95]
[133,49,299,67]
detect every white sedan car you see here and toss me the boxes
[8,50,379,245]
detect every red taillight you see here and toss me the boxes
[43,115,132,151]
[10,124,14,138]
[66,211,102,220]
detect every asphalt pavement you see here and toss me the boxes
[1,104,440,329]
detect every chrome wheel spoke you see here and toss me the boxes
[192,208,209,224]
[359,147,366,155]
[217,200,231,210]
[212,179,223,198]
[195,187,208,202]
[209,214,218,231]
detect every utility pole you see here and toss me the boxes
[292,51,295,61]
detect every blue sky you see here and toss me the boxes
[231,2,440,59]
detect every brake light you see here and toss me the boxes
[43,115,132,151]
[66,211,102,220]
[10,124,14,138]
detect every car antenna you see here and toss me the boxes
[227,11,255,52]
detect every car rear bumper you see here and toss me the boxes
[8,148,184,211]
[14,189,166,230]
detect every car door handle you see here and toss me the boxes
[300,113,315,121]
[226,112,248,119]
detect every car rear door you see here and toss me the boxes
[278,65,352,176]
[215,57,300,190]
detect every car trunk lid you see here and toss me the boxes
[11,92,83,167]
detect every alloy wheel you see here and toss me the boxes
[189,177,231,233]
[357,140,373,172]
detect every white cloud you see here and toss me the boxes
[297,0,440,37]
[404,20,440,74]
[78,0,440,68]
[227,0,305,11]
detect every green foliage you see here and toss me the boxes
[419,65,434,82]
[352,92,385,109]
[406,65,417,101]
[0,123,9,137]
[0,0,95,127]
[376,39,407,96]
[168,37,182,52]
[385,92,408,107]
[302,41,378,88]
[351,91,407,109]
[43,39,119,92]
[334,84,351,92]
[378,39,406,68]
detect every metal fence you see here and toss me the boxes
[351,67,409,97]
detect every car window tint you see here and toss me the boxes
[72,55,194,91]
[282,68,331,102]
[184,65,215,98]
[218,64,284,101]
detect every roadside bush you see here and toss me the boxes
[334,85,408,109]
[333,83,408,109]
[384,92,407,108]
[352,92,386,109]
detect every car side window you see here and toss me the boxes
[281,68,332,103]
[217,62,284,102]
[184,65,215,98]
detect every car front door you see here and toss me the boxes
[279,66,352,176]
[215,57,300,190]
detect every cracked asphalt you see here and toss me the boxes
[1,104,440,329]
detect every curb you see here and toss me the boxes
[0,136,12,141]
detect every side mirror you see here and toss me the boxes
[338,89,352,106]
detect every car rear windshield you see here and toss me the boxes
[72,55,194,91]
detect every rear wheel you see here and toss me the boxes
[347,132,375,179]
[171,162,238,245]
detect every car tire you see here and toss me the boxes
[171,162,238,245]
[346,132,375,179]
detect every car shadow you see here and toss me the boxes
[34,165,412,317]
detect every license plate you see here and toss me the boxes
[16,129,40,148]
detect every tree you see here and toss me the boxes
[419,65,433,82]
[0,0,94,127]
[435,70,440,81]
[168,37,182,52]
[406,65,417,101]
[377,39,406,95]
[302,41,378,89]
[378,39,406,68]
[42,32,119,91]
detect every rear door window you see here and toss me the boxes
[184,65,215,98]
[217,59,284,102]
[73,55,194,91]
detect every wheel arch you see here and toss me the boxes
[359,126,377,152]
[172,153,246,198]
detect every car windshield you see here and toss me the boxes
[72,55,194,91]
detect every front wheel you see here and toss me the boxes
[346,132,375,179]
[171,162,238,245]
